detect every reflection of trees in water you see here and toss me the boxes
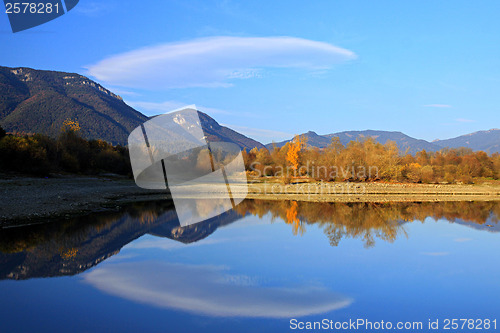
[317,203,406,248]
[2,199,500,278]
[0,201,175,255]
[235,200,500,248]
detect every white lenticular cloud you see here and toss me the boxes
[86,36,357,89]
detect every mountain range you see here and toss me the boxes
[0,66,264,150]
[267,130,441,155]
[267,129,500,154]
[0,66,498,154]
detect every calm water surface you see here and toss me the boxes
[0,200,499,332]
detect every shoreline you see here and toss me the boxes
[0,175,170,227]
[2,176,500,227]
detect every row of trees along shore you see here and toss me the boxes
[0,121,130,176]
[243,135,500,184]
[1,124,500,184]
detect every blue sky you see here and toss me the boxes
[1,0,500,143]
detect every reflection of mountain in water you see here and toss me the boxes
[1,200,499,280]
[149,210,242,244]
[0,201,243,280]
[453,218,500,232]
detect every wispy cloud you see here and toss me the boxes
[126,100,264,120]
[126,100,231,116]
[424,104,452,108]
[108,87,141,97]
[86,36,356,89]
[456,118,476,123]
[222,124,293,140]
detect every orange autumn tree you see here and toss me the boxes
[286,134,307,171]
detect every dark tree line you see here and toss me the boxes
[0,124,131,176]
[2,123,500,184]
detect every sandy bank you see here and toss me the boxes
[241,181,500,203]
[0,175,169,226]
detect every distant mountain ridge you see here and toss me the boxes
[267,130,443,154]
[267,129,500,154]
[433,129,500,153]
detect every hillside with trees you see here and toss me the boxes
[0,66,148,145]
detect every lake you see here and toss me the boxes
[0,200,499,332]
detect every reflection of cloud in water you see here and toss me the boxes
[454,238,473,243]
[421,252,450,256]
[84,262,352,318]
